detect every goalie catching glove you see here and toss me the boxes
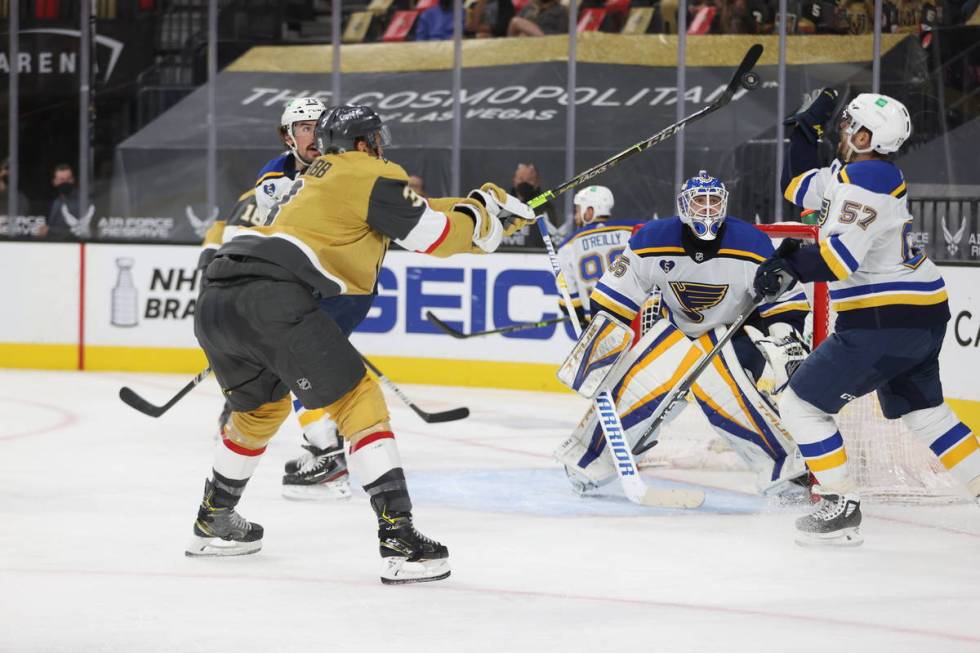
[754,322,809,394]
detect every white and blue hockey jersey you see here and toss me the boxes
[254,152,303,223]
[784,158,950,329]
[557,219,645,318]
[590,216,809,338]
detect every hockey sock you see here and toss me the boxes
[349,430,413,521]
[780,387,855,494]
[210,436,265,509]
[903,404,980,495]
[292,396,340,450]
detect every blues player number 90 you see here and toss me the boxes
[579,248,625,282]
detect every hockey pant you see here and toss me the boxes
[556,319,805,494]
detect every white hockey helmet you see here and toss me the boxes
[280,97,328,164]
[840,93,911,158]
[573,185,614,225]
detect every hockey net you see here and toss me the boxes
[638,222,965,504]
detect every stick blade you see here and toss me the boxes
[425,311,467,339]
[635,487,706,509]
[417,406,470,423]
[726,43,764,95]
[118,386,165,418]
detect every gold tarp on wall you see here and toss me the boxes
[227,33,907,74]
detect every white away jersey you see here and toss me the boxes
[590,217,808,338]
[784,158,950,329]
[254,152,302,224]
[557,219,645,317]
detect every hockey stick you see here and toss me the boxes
[527,43,764,211]
[631,296,765,456]
[425,310,569,339]
[361,357,470,423]
[540,219,704,508]
[118,367,213,418]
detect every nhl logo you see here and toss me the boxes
[659,260,675,273]
[694,252,704,262]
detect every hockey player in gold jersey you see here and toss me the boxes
[186,105,536,584]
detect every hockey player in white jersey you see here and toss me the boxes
[556,186,644,327]
[757,92,979,546]
[555,171,812,497]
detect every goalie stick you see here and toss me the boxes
[630,296,765,457]
[526,43,764,212]
[120,357,469,424]
[540,218,704,509]
[425,311,569,339]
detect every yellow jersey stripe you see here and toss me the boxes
[634,246,685,256]
[890,181,907,197]
[838,167,851,184]
[819,240,850,280]
[784,170,812,203]
[717,248,766,263]
[759,301,811,318]
[806,448,848,472]
[256,171,286,183]
[833,290,949,312]
[568,225,630,243]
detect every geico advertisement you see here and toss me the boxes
[83,244,575,362]
[942,266,980,401]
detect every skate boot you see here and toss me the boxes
[186,479,263,557]
[282,443,351,501]
[795,489,862,547]
[378,513,450,585]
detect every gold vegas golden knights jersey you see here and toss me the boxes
[214,151,484,297]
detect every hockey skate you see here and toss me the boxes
[795,489,863,547]
[186,480,263,557]
[282,442,351,501]
[378,513,450,585]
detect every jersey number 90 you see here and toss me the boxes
[579,248,625,282]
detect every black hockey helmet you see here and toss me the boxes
[315,104,391,155]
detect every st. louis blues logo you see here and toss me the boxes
[668,281,729,323]
[659,260,675,274]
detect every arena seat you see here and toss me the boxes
[577,8,607,32]
[621,6,654,33]
[688,6,716,34]
[382,10,419,41]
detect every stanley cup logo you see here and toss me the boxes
[111,258,139,327]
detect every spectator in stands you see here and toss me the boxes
[465,0,515,37]
[508,0,569,36]
[415,0,461,41]
[0,158,29,217]
[408,174,427,198]
[509,162,561,237]
[47,163,81,240]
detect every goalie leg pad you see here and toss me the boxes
[557,311,634,398]
[682,328,807,494]
[555,321,690,488]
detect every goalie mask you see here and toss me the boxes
[315,104,392,157]
[677,170,728,241]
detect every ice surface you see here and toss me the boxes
[1,369,979,652]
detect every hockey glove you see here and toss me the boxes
[453,199,504,253]
[754,239,802,301]
[783,87,839,145]
[755,322,809,394]
[469,183,537,237]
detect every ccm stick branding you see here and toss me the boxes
[595,391,636,476]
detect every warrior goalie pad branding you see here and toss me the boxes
[557,311,634,398]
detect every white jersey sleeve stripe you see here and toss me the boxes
[394,204,452,254]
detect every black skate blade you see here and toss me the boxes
[794,528,864,548]
[381,570,451,585]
